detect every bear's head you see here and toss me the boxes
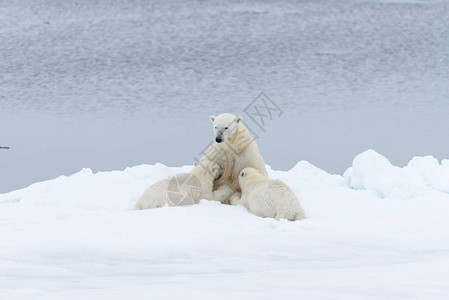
[209,113,244,144]
[238,167,265,187]
[194,160,223,180]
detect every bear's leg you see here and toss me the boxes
[211,185,232,203]
[293,207,306,221]
[229,192,242,206]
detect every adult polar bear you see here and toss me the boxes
[202,113,267,204]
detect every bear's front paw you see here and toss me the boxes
[211,185,233,203]
[230,192,241,206]
[215,185,232,201]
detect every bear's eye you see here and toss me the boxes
[212,168,215,172]
[225,127,228,130]
[241,172,244,177]
[214,127,217,129]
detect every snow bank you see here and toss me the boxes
[0,163,191,211]
[344,150,449,198]
[1,150,449,300]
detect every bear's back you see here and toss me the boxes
[246,179,304,221]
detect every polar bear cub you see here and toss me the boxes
[233,167,305,221]
[135,161,232,210]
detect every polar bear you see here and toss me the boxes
[201,113,268,204]
[135,161,232,210]
[232,167,305,221]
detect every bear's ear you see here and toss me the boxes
[236,116,243,123]
[209,115,215,122]
[193,161,199,167]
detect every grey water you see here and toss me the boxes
[1,0,449,193]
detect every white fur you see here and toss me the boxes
[202,113,267,204]
[135,161,232,210]
[233,167,305,221]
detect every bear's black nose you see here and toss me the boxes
[215,137,222,143]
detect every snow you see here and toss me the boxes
[2,150,449,299]
[344,150,449,198]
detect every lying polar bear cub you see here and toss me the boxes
[135,161,232,210]
[232,167,305,221]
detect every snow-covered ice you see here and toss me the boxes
[1,150,449,299]
[344,150,449,198]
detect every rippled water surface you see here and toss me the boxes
[1,0,449,192]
